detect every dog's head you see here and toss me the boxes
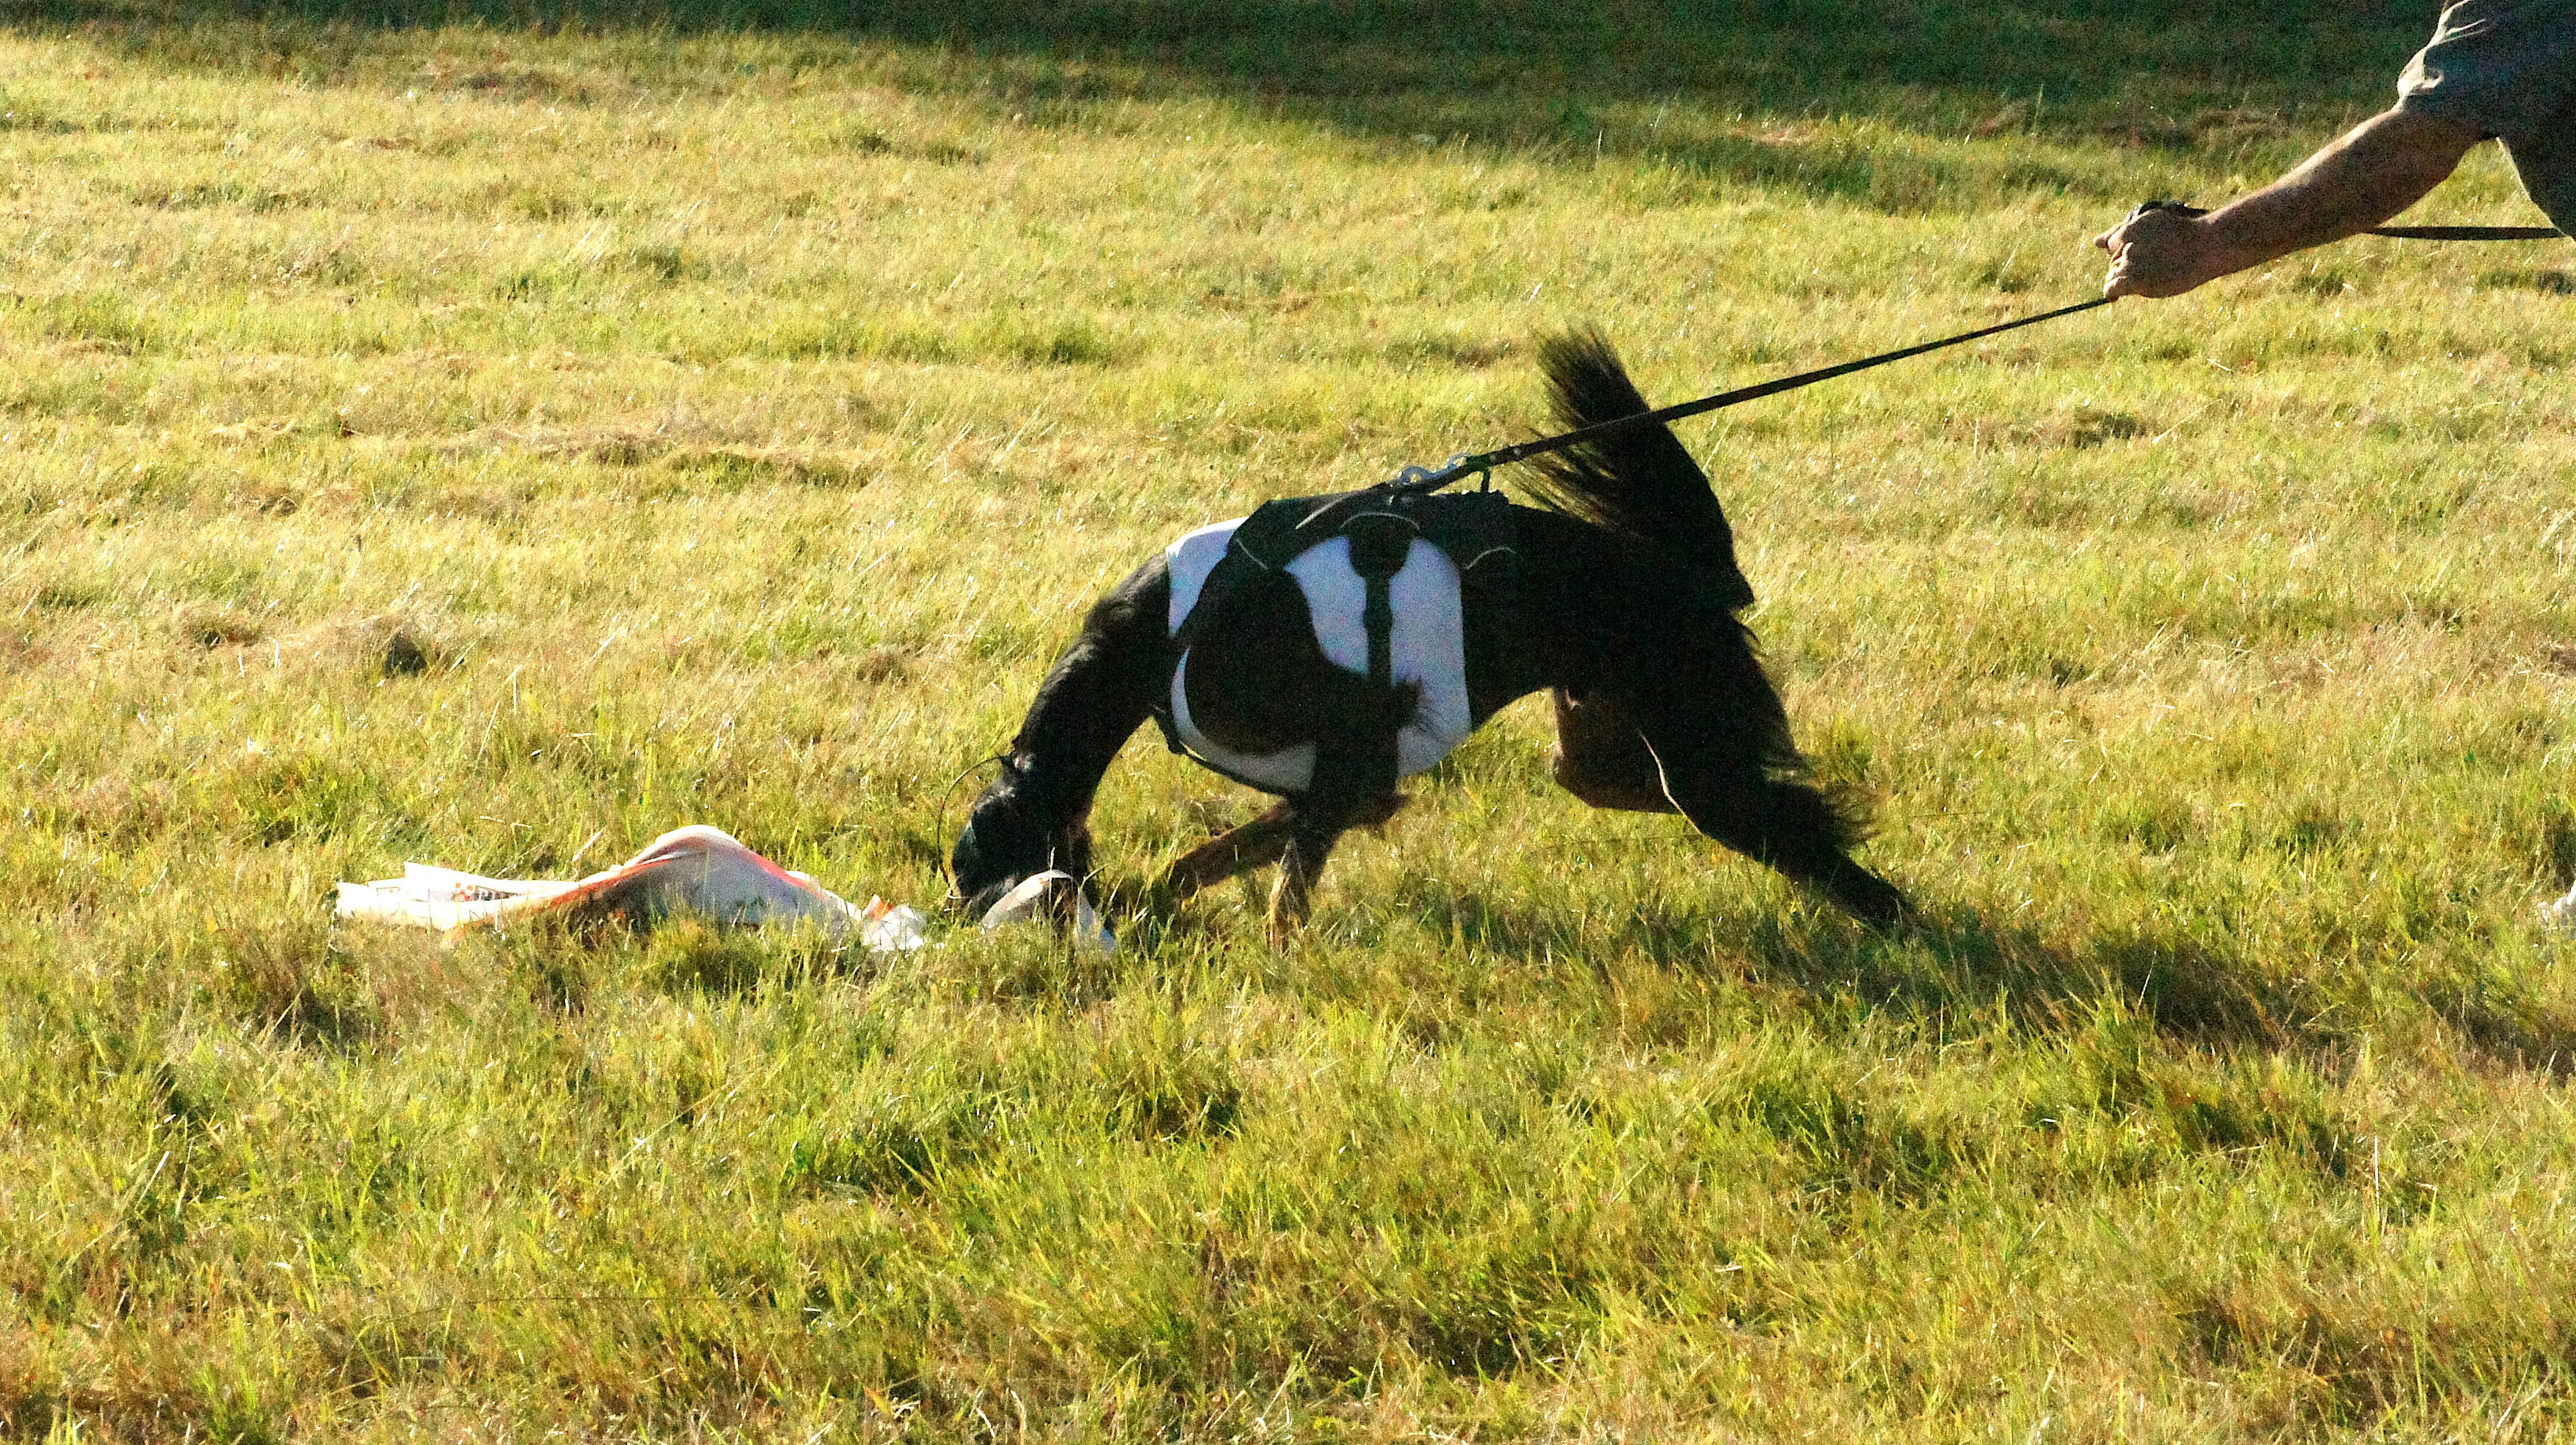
[946,765,1083,918]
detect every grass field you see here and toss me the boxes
[3,1,2575,1438]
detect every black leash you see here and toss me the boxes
[1377,199,2561,499]
[2368,224,2564,240]
[1384,294,2117,495]
[2140,199,2562,242]
[933,750,1013,889]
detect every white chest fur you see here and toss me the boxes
[1163,517,1475,794]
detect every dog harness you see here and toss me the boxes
[1154,490,1515,796]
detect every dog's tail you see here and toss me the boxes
[1522,327,1754,610]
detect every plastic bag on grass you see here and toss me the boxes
[335,824,924,950]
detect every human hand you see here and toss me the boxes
[2092,207,2227,298]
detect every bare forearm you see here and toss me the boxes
[2202,108,2483,264]
[2096,108,2484,297]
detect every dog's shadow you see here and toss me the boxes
[1349,871,2576,1075]
[1079,803,2576,1078]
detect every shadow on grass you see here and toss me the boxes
[1370,872,2576,1071]
[1767,907,2576,1073]
[16,0,2436,212]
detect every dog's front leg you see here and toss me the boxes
[1266,818,1333,947]
[1264,790,1405,946]
[1154,801,1299,905]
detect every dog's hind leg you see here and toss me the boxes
[1651,738,1912,926]
[1622,669,1916,929]
[1548,688,1681,813]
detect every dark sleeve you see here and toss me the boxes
[2395,0,2576,141]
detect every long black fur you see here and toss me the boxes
[946,559,1169,904]
[948,329,1910,929]
[1521,333,1875,860]
[1521,327,1755,611]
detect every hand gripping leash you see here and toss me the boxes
[1378,200,2561,499]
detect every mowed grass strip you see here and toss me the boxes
[3,3,2575,1439]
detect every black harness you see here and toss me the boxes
[1152,486,1517,797]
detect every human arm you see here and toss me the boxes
[2091,107,2486,298]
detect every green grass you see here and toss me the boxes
[3,1,2575,1438]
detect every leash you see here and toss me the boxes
[1379,199,2561,499]
[1384,294,2117,496]
[2368,224,2564,240]
[933,750,1013,889]
[2138,199,2563,242]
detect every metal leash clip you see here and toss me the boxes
[1445,453,1495,493]
[1386,452,1490,496]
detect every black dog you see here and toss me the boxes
[950,330,1911,941]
